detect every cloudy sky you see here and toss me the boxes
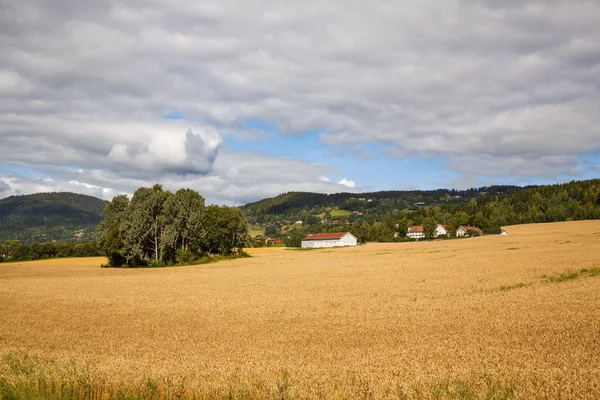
[1,0,599,204]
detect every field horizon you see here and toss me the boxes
[1,220,600,399]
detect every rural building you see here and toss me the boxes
[407,225,425,239]
[301,232,358,249]
[434,224,448,238]
[456,225,483,237]
[501,229,509,235]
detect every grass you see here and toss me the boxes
[542,267,600,283]
[329,209,352,218]
[315,209,352,219]
[498,282,530,292]
[1,220,600,399]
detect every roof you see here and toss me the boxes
[460,225,483,234]
[408,225,424,232]
[302,232,351,241]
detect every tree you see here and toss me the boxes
[121,185,169,264]
[423,217,436,241]
[165,188,206,251]
[371,222,393,242]
[283,227,306,248]
[98,195,129,267]
[200,206,249,255]
[2,240,22,259]
[397,217,410,239]
[265,225,277,236]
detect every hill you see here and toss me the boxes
[241,185,526,224]
[0,192,107,244]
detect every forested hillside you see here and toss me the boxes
[0,192,107,243]
[246,180,600,246]
[242,185,526,224]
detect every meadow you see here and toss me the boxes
[1,221,600,399]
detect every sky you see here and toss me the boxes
[1,0,599,205]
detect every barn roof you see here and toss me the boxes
[302,232,350,241]
[408,225,424,232]
[460,225,483,234]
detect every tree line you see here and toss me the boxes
[0,240,101,262]
[99,184,250,267]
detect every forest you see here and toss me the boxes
[98,184,249,267]
[0,240,101,262]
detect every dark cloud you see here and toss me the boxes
[1,0,599,201]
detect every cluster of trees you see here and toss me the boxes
[99,185,250,267]
[0,240,101,262]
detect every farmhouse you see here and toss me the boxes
[501,229,509,235]
[407,225,425,239]
[434,224,448,238]
[456,225,483,237]
[301,232,358,249]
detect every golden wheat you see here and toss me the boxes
[1,220,600,399]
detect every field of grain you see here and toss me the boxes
[1,221,600,399]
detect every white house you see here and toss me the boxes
[301,232,358,249]
[456,225,483,237]
[501,229,509,235]
[407,225,425,239]
[434,224,448,238]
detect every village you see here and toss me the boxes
[254,223,510,249]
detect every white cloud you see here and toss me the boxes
[0,150,364,204]
[338,178,356,188]
[1,0,599,202]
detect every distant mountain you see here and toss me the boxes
[241,185,527,223]
[0,192,107,244]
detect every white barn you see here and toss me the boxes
[301,232,358,249]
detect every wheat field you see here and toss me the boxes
[1,221,600,399]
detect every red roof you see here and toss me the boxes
[461,225,483,234]
[302,232,350,241]
[408,225,424,232]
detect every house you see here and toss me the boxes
[294,220,303,225]
[407,225,425,239]
[456,225,483,237]
[434,224,448,238]
[301,232,358,249]
[501,229,509,235]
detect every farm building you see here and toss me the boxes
[456,225,483,237]
[301,232,358,249]
[501,229,509,235]
[434,224,448,238]
[407,226,425,239]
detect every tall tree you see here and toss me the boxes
[423,217,437,241]
[98,195,129,266]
